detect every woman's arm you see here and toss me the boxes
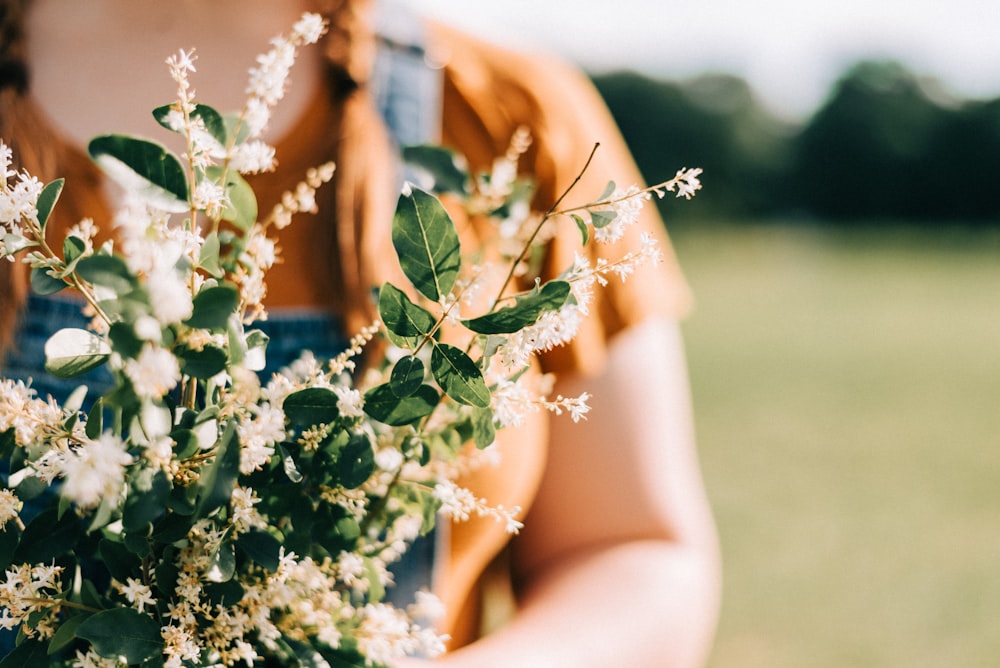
[403,316,720,666]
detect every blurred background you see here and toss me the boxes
[411,1,1000,666]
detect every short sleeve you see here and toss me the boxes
[432,22,692,377]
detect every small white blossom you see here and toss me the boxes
[0,489,22,530]
[592,184,648,244]
[118,577,156,613]
[332,385,364,418]
[236,404,286,474]
[292,12,327,44]
[124,345,181,400]
[60,432,133,511]
[72,648,123,668]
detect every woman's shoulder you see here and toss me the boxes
[425,20,610,164]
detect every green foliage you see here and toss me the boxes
[185,284,240,330]
[36,179,64,231]
[401,145,470,194]
[391,187,461,302]
[430,343,490,408]
[378,282,436,346]
[463,280,571,335]
[283,387,341,427]
[363,383,439,426]
[88,135,188,210]
[42,328,111,378]
[76,608,164,664]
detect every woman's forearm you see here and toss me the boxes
[433,538,720,668]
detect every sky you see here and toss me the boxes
[409,0,1000,121]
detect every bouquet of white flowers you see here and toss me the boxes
[0,12,701,668]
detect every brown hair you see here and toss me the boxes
[0,0,393,353]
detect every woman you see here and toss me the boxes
[2,0,720,664]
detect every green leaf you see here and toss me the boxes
[14,509,82,564]
[30,265,65,295]
[363,383,439,426]
[594,179,616,203]
[88,134,188,211]
[153,103,227,146]
[283,387,339,427]
[401,145,470,194]
[235,530,282,571]
[278,442,303,483]
[431,342,490,407]
[377,282,436,345]
[178,344,228,379]
[0,638,47,667]
[0,521,19,572]
[391,187,461,302]
[184,284,239,330]
[206,539,235,582]
[590,207,617,229]
[47,612,87,655]
[75,254,136,294]
[463,280,571,335]
[152,511,195,543]
[209,167,258,231]
[338,433,375,489]
[363,556,386,603]
[108,322,144,359]
[571,213,590,246]
[195,422,239,519]
[36,178,64,230]
[472,406,496,449]
[85,399,104,440]
[123,470,171,531]
[98,539,141,583]
[204,579,244,607]
[76,608,164,664]
[389,355,425,397]
[62,234,86,267]
[43,328,111,378]
[198,231,224,278]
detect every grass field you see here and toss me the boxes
[670,223,1000,667]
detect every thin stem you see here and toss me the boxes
[19,597,102,614]
[488,142,601,313]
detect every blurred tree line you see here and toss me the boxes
[592,60,1000,224]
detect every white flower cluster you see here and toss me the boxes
[0,379,62,449]
[591,184,649,244]
[492,374,591,428]
[0,563,65,638]
[434,479,524,534]
[243,12,326,138]
[0,143,43,261]
[653,166,703,200]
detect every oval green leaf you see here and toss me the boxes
[363,383,439,426]
[36,178,64,230]
[76,608,164,664]
[184,284,239,330]
[283,387,340,427]
[338,433,375,489]
[43,328,111,378]
[378,282,436,340]
[401,144,470,194]
[430,342,490,408]
[391,187,461,302]
[29,265,65,295]
[463,280,571,335]
[389,355,425,397]
[88,134,188,211]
